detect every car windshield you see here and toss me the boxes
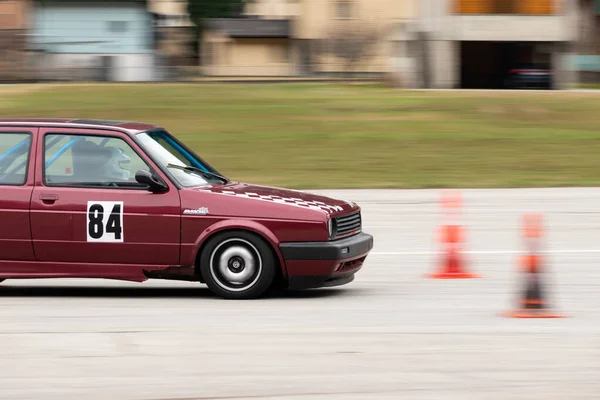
[135,129,227,187]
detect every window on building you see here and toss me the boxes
[453,0,555,15]
[335,0,353,19]
[518,0,555,14]
[108,21,129,33]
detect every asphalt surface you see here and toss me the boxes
[1,188,599,400]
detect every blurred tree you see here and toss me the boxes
[187,0,245,66]
[321,21,380,78]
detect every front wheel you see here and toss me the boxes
[199,231,277,299]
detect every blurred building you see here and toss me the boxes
[29,0,159,81]
[414,0,579,89]
[0,0,585,86]
[202,17,293,76]
[148,0,194,72]
[0,0,32,82]
[201,0,417,77]
[148,0,191,28]
[573,0,600,82]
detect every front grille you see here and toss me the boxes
[333,211,361,239]
[337,256,367,272]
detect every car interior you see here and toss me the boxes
[0,136,31,185]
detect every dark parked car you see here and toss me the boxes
[505,65,553,89]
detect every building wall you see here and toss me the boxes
[419,0,577,42]
[31,2,153,54]
[452,14,577,41]
[0,0,32,81]
[294,0,415,40]
[35,52,158,81]
[0,30,29,81]
[202,30,295,76]
[245,0,299,19]
[147,0,188,17]
[148,0,192,27]
[566,1,600,82]
[148,0,194,69]
[429,40,459,88]
[30,2,158,81]
[0,0,30,30]
[292,0,416,74]
[414,0,579,88]
[201,0,417,76]
[576,0,598,54]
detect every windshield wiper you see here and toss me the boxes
[166,163,229,183]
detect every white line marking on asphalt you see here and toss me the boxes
[372,249,600,256]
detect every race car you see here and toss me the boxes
[0,119,374,299]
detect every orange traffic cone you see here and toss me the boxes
[502,213,566,318]
[427,190,481,279]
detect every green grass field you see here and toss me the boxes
[2,83,600,189]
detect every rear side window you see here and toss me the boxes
[0,132,32,186]
[43,133,151,189]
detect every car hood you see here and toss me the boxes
[196,182,359,216]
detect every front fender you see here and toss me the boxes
[190,219,288,278]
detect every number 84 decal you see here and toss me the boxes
[87,201,124,242]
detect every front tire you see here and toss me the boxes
[199,231,277,299]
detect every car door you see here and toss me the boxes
[0,127,38,262]
[30,128,181,266]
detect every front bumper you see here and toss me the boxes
[279,232,374,290]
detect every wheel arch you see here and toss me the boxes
[193,220,288,281]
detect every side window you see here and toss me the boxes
[43,133,151,188]
[0,132,32,186]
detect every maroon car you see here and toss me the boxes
[0,119,373,299]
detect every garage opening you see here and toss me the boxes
[460,41,553,89]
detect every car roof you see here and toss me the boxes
[0,118,161,135]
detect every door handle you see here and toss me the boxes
[39,194,59,204]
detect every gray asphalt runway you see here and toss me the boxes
[1,188,599,400]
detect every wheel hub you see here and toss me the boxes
[213,243,260,288]
[228,256,245,272]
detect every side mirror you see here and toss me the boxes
[135,169,169,193]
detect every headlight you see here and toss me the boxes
[327,218,336,239]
